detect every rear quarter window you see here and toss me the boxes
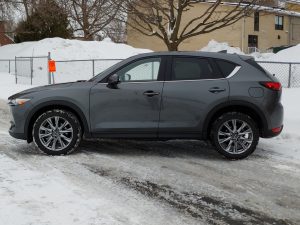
[215,59,237,77]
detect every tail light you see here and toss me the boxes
[260,82,282,91]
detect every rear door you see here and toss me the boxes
[158,56,230,138]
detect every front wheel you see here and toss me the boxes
[211,112,259,159]
[33,109,82,155]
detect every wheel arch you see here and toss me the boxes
[26,100,90,143]
[202,101,268,140]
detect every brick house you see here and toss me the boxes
[0,21,14,46]
[126,1,300,52]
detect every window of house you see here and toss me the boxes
[254,11,259,31]
[248,35,258,48]
[275,15,284,30]
[172,57,223,80]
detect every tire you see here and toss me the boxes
[33,109,82,155]
[210,112,259,159]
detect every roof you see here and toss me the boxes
[206,1,300,18]
[124,51,251,63]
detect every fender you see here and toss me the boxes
[25,100,91,140]
[202,100,269,139]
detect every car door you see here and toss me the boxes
[90,57,165,138]
[158,56,230,138]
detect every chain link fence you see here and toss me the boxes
[0,56,299,88]
[257,61,300,88]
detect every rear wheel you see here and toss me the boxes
[211,112,259,159]
[33,109,82,155]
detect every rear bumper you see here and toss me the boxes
[262,99,284,138]
[261,125,283,138]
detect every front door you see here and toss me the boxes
[159,56,230,138]
[90,57,164,138]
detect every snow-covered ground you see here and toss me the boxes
[0,71,300,224]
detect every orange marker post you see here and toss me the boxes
[48,60,56,84]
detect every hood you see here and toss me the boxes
[8,82,76,100]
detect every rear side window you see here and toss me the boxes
[245,58,266,74]
[215,59,237,77]
[172,57,222,80]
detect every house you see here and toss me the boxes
[286,0,300,12]
[126,1,300,53]
[0,21,14,46]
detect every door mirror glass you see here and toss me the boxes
[120,74,131,82]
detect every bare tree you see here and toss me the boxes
[60,0,122,40]
[104,17,126,43]
[123,0,263,51]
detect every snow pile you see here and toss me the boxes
[200,40,245,55]
[0,37,151,61]
[0,72,33,100]
[0,38,152,84]
[264,44,300,63]
[200,40,275,60]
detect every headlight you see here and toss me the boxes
[8,98,31,106]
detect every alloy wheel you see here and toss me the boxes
[217,119,253,154]
[38,116,73,151]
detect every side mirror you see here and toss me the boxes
[107,74,120,88]
[120,74,131,82]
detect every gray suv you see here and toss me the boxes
[8,52,283,159]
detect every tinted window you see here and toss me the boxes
[216,60,237,77]
[116,58,161,82]
[245,58,266,74]
[172,57,220,80]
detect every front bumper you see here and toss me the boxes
[9,125,26,140]
[8,103,32,141]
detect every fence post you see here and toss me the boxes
[288,63,292,88]
[30,57,33,85]
[47,52,51,84]
[92,59,95,77]
[15,56,17,84]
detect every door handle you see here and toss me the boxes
[143,90,160,97]
[209,87,226,93]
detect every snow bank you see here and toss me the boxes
[0,38,152,84]
[264,44,300,63]
[0,72,34,100]
[199,40,275,60]
[0,37,151,60]
[200,40,245,55]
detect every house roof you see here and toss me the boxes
[205,1,300,18]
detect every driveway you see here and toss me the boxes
[0,100,299,225]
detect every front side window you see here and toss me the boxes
[275,15,284,30]
[172,57,222,80]
[116,58,161,82]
